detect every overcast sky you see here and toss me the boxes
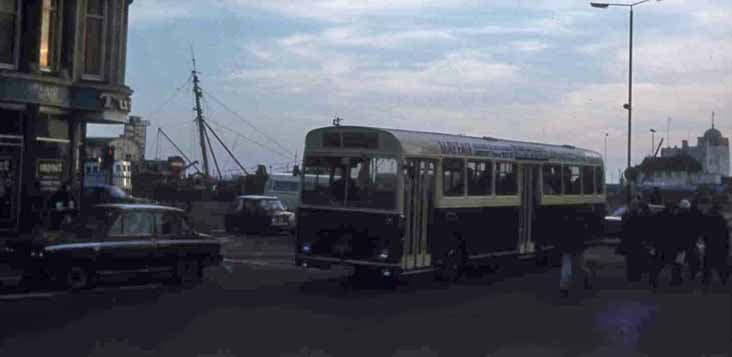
[87,0,732,181]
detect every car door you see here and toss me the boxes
[153,210,185,272]
[242,199,259,233]
[98,210,156,276]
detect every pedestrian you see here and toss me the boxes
[620,195,648,282]
[701,203,730,286]
[650,187,663,205]
[648,203,677,288]
[556,214,592,298]
[49,182,73,229]
[678,199,704,281]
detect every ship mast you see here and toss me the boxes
[191,52,210,177]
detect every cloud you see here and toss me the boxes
[129,0,200,25]
[279,26,455,50]
[221,0,476,22]
[629,37,732,79]
[511,40,551,52]
[231,50,518,98]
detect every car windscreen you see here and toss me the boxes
[260,199,285,212]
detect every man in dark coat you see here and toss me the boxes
[648,203,678,288]
[678,199,704,281]
[557,214,592,297]
[620,196,649,282]
[650,187,663,205]
[702,204,730,286]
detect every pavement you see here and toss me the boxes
[1,233,730,356]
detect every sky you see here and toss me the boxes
[87,0,732,181]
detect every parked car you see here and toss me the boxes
[603,204,666,236]
[604,206,625,236]
[82,184,153,209]
[224,195,295,235]
[5,204,222,291]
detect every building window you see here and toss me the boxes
[0,0,20,68]
[442,158,464,197]
[39,0,59,71]
[83,0,106,78]
[467,160,492,196]
[542,164,562,195]
[563,165,581,195]
[495,162,517,196]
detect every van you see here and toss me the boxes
[264,174,301,211]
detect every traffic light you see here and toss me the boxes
[102,145,115,170]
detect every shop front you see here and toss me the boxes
[0,77,131,236]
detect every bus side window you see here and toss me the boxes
[563,165,581,195]
[595,167,604,194]
[496,162,517,196]
[582,166,595,195]
[542,164,562,195]
[442,158,464,197]
[467,160,492,196]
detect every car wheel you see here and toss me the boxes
[434,246,466,282]
[174,259,201,286]
[66,265,94,292]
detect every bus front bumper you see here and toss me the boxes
[295,254,401,270]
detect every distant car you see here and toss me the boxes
[603,204,666,236]
[5,204,222,291]
[224,195,295,235]
[604,206,625,236]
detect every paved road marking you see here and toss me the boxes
[0,291,65,300]
[90,284,161,293]
[0,284,163,301]
[223,257,292,267]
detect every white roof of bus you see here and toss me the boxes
[307,126,603,165]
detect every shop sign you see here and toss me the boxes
[37,159,64,192]
[99,93,132,112]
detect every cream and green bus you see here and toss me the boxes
[295,125,606,281]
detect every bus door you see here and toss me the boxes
[518,163,541,254]
[402,159,435,270]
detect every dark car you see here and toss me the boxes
[5,204,222,291]
[82,184,153,210]
[224,195,295,235]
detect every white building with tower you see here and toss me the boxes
[655,120,730,185]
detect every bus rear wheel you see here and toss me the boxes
[435,247,466,282]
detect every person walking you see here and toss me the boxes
[677,199,704,281]
[557,214,592,297]
[620,195,648,282]
[702,203,730,286]
[648,203,677,288]
[650,187,663,205]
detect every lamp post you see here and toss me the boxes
[590,0,661,206]
[604,132,608,164]
[650,128,656,156]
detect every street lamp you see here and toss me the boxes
[650,128,656,156]
[604,133,608,164]
[590,0,661,206]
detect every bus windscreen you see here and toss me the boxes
[301,155,397,210]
